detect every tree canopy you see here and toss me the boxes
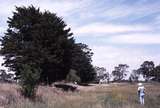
[112,64,129,81]
[153,65,160,81]
[71,43,96,83]
[137,61,155,81]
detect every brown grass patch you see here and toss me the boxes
[0,82,160,108]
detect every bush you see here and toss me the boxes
[66,69,81,83]
[20,64,41,98]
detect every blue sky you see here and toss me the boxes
[0,0,160,72]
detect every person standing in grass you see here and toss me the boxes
[138,83,145,105]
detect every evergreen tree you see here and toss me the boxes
[66,69,81,83]
[153,65,160,82]
[0,6,74,84]
[20,64,41,98]
[138,61,155,81]
[0,5,95,84]
[71,43,96,83]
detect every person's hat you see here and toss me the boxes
[138,83,143,86]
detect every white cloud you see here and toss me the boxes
[74,23,151,34]
[0,0,92,31]
[0,0,94,18]
[1,0,160,75]
[103,4,159,19]
[74,22,160,45]
[104,3,160,19]
[0,0,79,17]
[108,33,160,44]
[91,45,160,72]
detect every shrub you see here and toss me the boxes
[20,64,41,98]
[66,69,81,83]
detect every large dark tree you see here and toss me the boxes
[112,64,129,81]
[0,6,95,84]
[153,65,160,82]
[138,61,155,81]
[71,43,96,83]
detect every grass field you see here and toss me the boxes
[0,82,160,108]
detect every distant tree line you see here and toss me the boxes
[94,61,160,83]
[130,61,160,82]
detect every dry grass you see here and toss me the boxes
[0,82,160,108]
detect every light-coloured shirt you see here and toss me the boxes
[138,86,145,96]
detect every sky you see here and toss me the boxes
[0,0,160,73]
